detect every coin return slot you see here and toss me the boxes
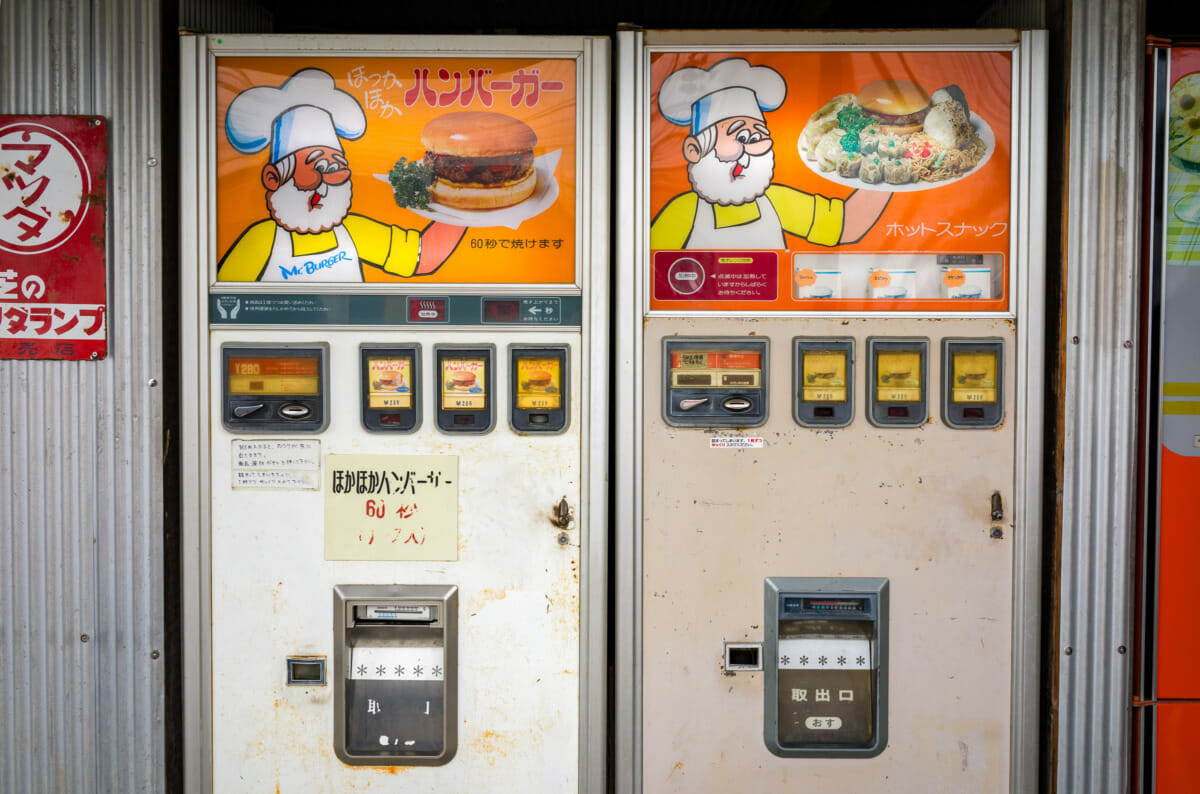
[287,657,327,686]
[725,642,764,671]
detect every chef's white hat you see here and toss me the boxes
[225,68,367,162]
[658,58,787,134]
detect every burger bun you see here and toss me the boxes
[429,168,537,211]
[420,111,537,157]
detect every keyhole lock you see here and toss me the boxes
[550,496,574,530]
[990,492,1004,522]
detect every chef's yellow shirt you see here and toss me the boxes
[649,185,844,250]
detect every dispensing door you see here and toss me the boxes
[615,30,1047,793]
[180,34,609,793]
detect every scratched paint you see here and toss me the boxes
[641,316,1014,792]
[210,329,582,792]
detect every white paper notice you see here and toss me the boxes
[231,439,320,490]
[709,436,765,449]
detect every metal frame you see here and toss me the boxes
[181,32,609,793]
[1055,0,1143,789]
[614,28,1046,793]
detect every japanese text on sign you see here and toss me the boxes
[325,454,459,562]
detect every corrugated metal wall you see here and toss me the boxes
[1057,0,1144,791]
[0,1,165,792]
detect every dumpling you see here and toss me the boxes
[815,129,846,173]
[859,156,884,184]
[836,152,863,179]
[884,159,912,185]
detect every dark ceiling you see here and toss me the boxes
[249,0,1009,35]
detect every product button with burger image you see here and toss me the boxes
[435,345,495,434]
[383,111,561,230]
[510,345,569,434]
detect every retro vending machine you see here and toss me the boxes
[180,34,609,792]
[1137,43,1200,793]
[614,30,1046,793]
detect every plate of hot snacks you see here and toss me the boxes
[377,110,561,230]
[798,80,994,192]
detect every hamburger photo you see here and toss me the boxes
[855,79,933,136]
[449,370,477,392]
[420,111,538,211]
[525,370,552,391]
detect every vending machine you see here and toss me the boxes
[1137,42,1200,793]
[179,34,609,792]
[614,30,1047,793]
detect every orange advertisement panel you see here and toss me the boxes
[215,57,576,285]
[648,50,1012,312]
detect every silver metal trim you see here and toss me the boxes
[580,35,612,794]
[613,28,645,794]
[179,32,214,794]
[1010,30,1048,794]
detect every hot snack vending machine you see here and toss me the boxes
[180,34,609,792]
[615,30,1046,793]
[1138,43,1200,793]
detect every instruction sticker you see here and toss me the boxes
[325,454,458,561]
[710,436,765,449]
[231,439,321,490]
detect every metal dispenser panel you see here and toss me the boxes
[764,577,889,758]
[220,343,329,432]
[334,584,458,766]
[941,338,1005,429]
[793,337,855,428]
[662,337,769,427]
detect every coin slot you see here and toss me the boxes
[724,642,764,671]
[287,656,326,686]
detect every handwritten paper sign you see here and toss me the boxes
[324,453,458,561]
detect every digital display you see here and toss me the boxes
[874,350,922,403]
[440,357,487,410]
[366,356,414,409]
[514,357,562,410]
[801,350,848,403]
[227,355,320,395]
[950,350,998,404]
[670,350,762,390]
[784,596,870,613]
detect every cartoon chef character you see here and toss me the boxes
[218,68,464,282]
[650,58,890,250]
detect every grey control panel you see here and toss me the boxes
[662,337,768,427]
[221,343,329,433]
[764,577,889,758]
[334,585,458,766]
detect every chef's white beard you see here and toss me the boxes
[267,179,353,234]
[688,148,775,207]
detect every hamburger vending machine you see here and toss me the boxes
[179,34,609,792]
[614,30,1047,793]
[1137,43,1200,793]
